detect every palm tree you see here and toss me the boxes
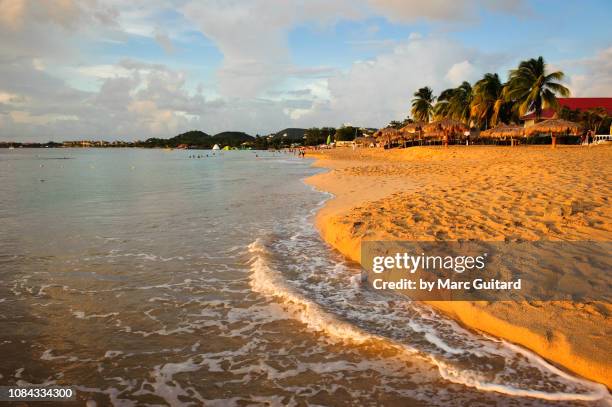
[582,107,608,134]
[447,81,473,124]
[504,56,570,120]
[433,88,456,119]
[434,82,473,124]
[492,91,519,125]
[411,87,436,123]
[471,73,503,129]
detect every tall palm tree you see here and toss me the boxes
[504,56,570,119]
[447,81,473,124]
[471,73,503,129]
[492,94,519,126]
[433,88,456,119]
[433,82,473,124]
[411,87,436,123]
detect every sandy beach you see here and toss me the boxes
[306,145,612,388]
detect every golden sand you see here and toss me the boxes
[305,145,612,388]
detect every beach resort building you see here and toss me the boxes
[521,97,612,127]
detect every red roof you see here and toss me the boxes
[521,98,612,120]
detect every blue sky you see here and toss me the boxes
[0,0,611,141]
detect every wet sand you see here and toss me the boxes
[305,145,612,389]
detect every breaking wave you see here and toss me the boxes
[247,236,609,402]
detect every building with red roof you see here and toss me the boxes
[521,98,612,127]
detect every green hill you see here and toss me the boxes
[143,130,254,148]
[213,131,253,145]
[272,128,307,142]
[172,130,212,145]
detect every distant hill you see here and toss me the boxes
[272,128,307,142]
[171,130,212,145]
[143,130,254,148]
[213,131,253,145]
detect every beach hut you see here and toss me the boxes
[421,130,444,143]
[423,118,468,145]
[400,122,424,134]
[354,136,375,148]
[423,118,468,133]
[375,128,399,148]
[480,123,525,146]
[399,122,424,146]
[524,119,582,148]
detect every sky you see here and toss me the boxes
[0,0,611,141]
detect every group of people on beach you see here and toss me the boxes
[188,153,215,158]
[185,149,307,160]
[284,147,306,157]
[582,130,596,145]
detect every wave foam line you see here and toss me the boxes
[247,238,610,402]
[247,239,390,346]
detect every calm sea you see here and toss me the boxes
[0,149,607,406]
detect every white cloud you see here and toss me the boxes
[179,0,521,100]
[0,58,208,140]
[180,0,363,98]
[0,0,26,30]
[367,0,528,22]
[76,64,131,79]
[0,0,117,30]
[445,60,477,85]
[293,35,501,128]
[0,0,606,141]
[566,47,612,97]
[180,0,297,98]
[0,56,306,140]
[154,30,176,54]
[0,91,22,104]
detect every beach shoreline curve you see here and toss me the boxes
[304,145,612,390]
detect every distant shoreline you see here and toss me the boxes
[0,145,244,149]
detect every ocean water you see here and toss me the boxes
[0,148,609,406]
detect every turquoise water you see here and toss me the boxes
[0,149,608,406]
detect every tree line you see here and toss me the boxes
[407,56,609,134]
[303,126,366,145]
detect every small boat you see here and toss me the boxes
[8,146,15,150]
[212,144,220,150]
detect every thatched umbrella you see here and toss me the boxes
[480,123,525,145]
[375,128,399,148]
[423,118,468,146]
[354,136,374,147]
[480,123,523,137]
[423,118,468,133]
[524,119,582,148]
[420,129,445,144]
[400,122,424,134]
[399,122,425,145]
[392,128,413,147]
[524,119,581,136]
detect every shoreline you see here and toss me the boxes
[304,145,612,389]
